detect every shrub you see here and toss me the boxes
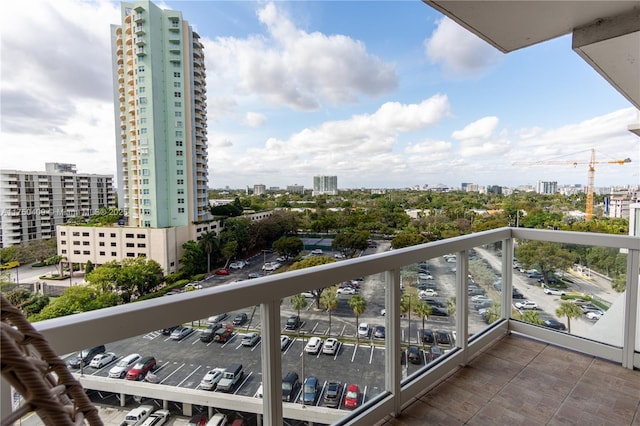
[191,273,206,282]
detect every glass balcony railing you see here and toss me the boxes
[4,227,638,425]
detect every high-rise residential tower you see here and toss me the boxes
[312,175,338,196]
[110,0,209,227]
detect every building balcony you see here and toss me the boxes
[4,228,638,425]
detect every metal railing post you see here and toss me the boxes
[622,248,639,369]
[260,300,283,425]
[385,269,402,417]
[456,250,469,365]
[502,237,514,323]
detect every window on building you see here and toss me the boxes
[138,66,145,73]
[111,251,117,256]
[139,97,147,104]
[138,76,145,83]
[141,159,148,165]
[174,92,181,98]
[61,249,67,254]
[176,121,183,127]
[98,232,105,237]
[99,242,105,246]
[175,130,183,137]
[125,233,134,238]
[73,241,80,246]
[143,221,151,227]
[177,198,184,204]
[143,199,151,205]
[176,140,183,146]
[176,160,183,166]
[174,72,180,78]
[178,207,185,213]
[142,169,150,176]
[111,242,117,247]
[82,232,89,236]
[61,231,66,236]
[138,86,145,94]
[99,251,105,256]
[73,250,80,255]
[127,252,135,257]
[174,82,181,88]
[126,243,134,248]
[139,117,147,124]
[72,232,80,236]
[140,128,147,134]
[110,233,116,237]
[176,150,183,156]
[83,250,90,255]
[177,179,184,185]
[83,241,90,246]
[142,178,149,184]
[142,188,149,194]
[175,101,181,107]
[139,107,146,114]
[143,209,151,215]
[137,234,146,238]
[175,111,182,117]
[176,170,183,175]
[177,189,184,194]
[61,240,66,245]
[137,243,146,248]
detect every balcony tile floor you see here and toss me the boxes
[377,334,640,425]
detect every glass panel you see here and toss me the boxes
[468,244,504,334]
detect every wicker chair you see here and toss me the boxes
[1,294,103,425]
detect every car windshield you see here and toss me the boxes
[304,385,315,393]
[117,359,129,367]
[346,390,357,398]
[133,362,144,369]
[282,383,292,391]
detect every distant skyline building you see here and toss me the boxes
[286,184,304,194]
[57,1,215,273]
[253,184,266,195]
[536,181,558,194]
[313,175,338,196]
[0,163,115,248]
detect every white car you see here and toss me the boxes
[183,283,203,291]
[304,337,323,354]
[200,367,225,390]
[471,294,491,302]
[89,352,116,369]
[515,300,539,310]
[108,353,141,378]
[543,287,566,296]
[140,409,170,426]
[280,335,291,350]
[586,310,604,320]
[419,289,438,298]
[336,287,357,295]
[358,322,370,338]
[323,338,339,355]
[301,291,314,298]
[418,273,434,280]
[229,261,245,270]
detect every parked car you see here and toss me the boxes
[336,286,357,295]
[304,337,323,354]
[280,335,291,350]
[140,409,170,426]
[430,306,450,316]
[68,345,106,369]
[200,367,224,390]
[89,352,117,369]
[282,371,300,402]
[213,326,234,343]
[200,324,222,343]
[216,364,244,393]
[515,300,539,310]
[407,346,422,364]
[527,272,544,279]
[323,338,339,355]
[512,290,525,299]
[324,381,343,408]
[419,289,438,297]
[241,332,260,347]
[170,325,194,341]
[343,384,360,409]
[544,287,566,296]
[187,414,208,426]
[586,310,604,320]
[373,325,385,339]
[229,261,245,270]
[206,413,228,426]
[108,353,141,378]
[214,268,230,275]
[581,304,601,313]
[183,283,203,291]
[125,356,156,381]
[571,299,590,306]
[422,329,435,344]
[285,315,301,330]
[302,376,319,405]
[542,319,567,331]
[471,294,491,302]
[123,405,154,425]
[468,288,486,296]
[436,330,452,346]
[357,323,370,338]
[473,300,493,310]
[301,291,314,298]
[418,273,434,280]
[207,313,228,324]
[161,325,180,335]
[427,346,443,362]
[232,313,248,325]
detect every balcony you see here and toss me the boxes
[3,228,638,425]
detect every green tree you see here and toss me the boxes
[221,240,238,268]
[290,293,307,328]
[29,285,119,322]
[401,288,419,343]
[516,241,574,284]
[87,207,123,226]
[519,309,543,325]
[287,256,337,309]
[85,260,94,275]
[332,230,370,258]
[391,232,427,249]
[446,296,456,316]
[348,294,367,343]
[555,301,583,334]
[199,231,218,273]
[180,240,207,277]
[320,287,338,338]
[272,236,304,260]
[414,301,432,345]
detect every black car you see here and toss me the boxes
[422,329,434,344]
[543,319,567,331]
[430,306,449,316]
[161,325,179,335]
[200,323,222,342]
[512,290,525,299]
[285,315,301,330]
[281,371,300,402]
[323,381,343,408]
[421,298,446,308]
[233,313,248,325]
[436,330,452,346]
[407,345,422,364]
[68,345,106,369]
[427,346,442,362]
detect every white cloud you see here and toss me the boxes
[424,17,502,78]
[244,112,267,127]
[452,116,499,141]
[203,2,398,111]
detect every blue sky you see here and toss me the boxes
[1,0,638,190]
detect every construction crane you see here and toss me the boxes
[513,148,631,220]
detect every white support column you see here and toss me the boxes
[385,269,401,417]
[260,300,283,425]
[622,248,639,369]
[456,250,468,365]
[502,237,514,323]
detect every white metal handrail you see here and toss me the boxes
[3,227,638,425]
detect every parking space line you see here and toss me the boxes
[340,325,346,336]
[316,380,327,407]
[369,346,375,364]
[350,344,358,363]
[159,363,185,384]
[221,334,237,349]
[234,371,253,395]
[362,385,368,405]
[177,365,202,387]
[250,341,262,352]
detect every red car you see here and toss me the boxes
[343,383,360,409]
[214,268,230,275]
[125,356,156,381]
[187,414,207,426]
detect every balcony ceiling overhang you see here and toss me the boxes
[423,1,640,110]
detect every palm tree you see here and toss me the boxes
[290,294,307,325]
[446,296,456,316]
[348,294,366,343]
[519,309,543,325]
[414,302,432,345]
[555,301,583,334]
[199,231,218,273]
[401,288,419,345]
[320,287,338,338]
